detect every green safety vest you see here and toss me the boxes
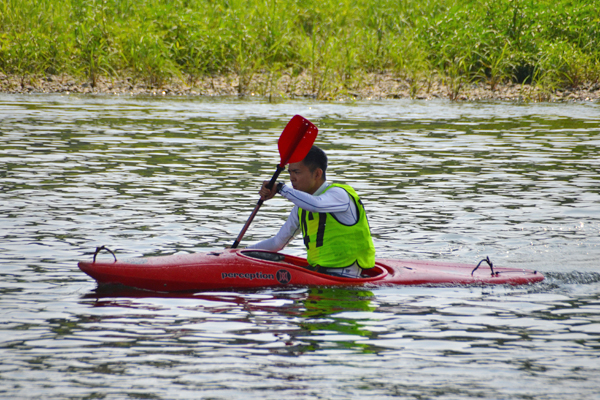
[298,183,376,269]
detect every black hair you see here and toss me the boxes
[302,145,327,180]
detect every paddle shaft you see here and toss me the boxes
[231,166,283,248]
[231,117,312,249]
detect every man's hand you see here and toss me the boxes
[259,180,279,201]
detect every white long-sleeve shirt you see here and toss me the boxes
[247,181,359,251]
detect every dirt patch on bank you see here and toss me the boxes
[1,72,598,102]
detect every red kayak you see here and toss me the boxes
[78,248,544,292]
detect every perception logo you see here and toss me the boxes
[276,269,291,284]
[220,269,291,285]
[221,271,274,280]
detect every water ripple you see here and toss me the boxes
[0,95,599,399]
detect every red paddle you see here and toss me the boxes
[231,115,318,248]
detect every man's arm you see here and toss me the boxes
[246,207,301,251]
[280,185,359,225]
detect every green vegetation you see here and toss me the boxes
[1,0,599,99]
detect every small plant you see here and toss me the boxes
[122,32,180,88]
[75,22,114,87]
[481,42,514,91]
[440,51,475,100]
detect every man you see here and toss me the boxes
[247,146,376,278]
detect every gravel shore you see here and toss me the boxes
[1,72,598,102]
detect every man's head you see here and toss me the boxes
[302,145,327,179]
[288,146,327,194]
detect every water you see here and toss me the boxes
[1,94,599,399]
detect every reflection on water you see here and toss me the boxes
[0,94,599,399]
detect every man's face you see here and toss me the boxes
[288,161,322,194]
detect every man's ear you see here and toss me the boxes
[314,167,324,181]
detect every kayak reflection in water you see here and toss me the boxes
[291,288,376,354]
[247,145,376,278]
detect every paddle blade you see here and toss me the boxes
[277,115,318,166]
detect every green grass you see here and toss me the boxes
[1,0,599,98]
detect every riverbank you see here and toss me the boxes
[2,73,598,102]
[4,1,599,103]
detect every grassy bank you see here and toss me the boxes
[1,0,599,99]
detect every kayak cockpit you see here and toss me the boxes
[238,250,388,281]
[239,250,310,267]
[241,250,290,263]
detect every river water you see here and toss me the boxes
[1,94,599,399]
